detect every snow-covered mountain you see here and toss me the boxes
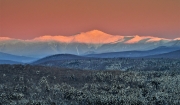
[0,30,179,58]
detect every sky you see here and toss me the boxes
[0,0,180,39]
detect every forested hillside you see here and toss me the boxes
[0,64,179,105]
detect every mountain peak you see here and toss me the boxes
[74,30,124,44]
[134,35,140,37]
[78,30,110,38]
[174,38,180,40]
[86,30,106,34]
[0,37,11,41]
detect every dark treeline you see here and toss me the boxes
[35,58,180,71]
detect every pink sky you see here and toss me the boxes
[0,0,180,39]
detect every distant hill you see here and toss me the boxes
[0,60,22,64]
[33,54,90,64]
[0,52,37,63]
[33,46,180,65]
[85,46,180,58]
[146,50,180,59]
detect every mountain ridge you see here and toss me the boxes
[0,30,177,43]
[0,30,180,58]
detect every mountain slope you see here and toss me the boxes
[85,46,180,58]
[0,60,22,64]
[146,50,180,59]
[0,52,37,63]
